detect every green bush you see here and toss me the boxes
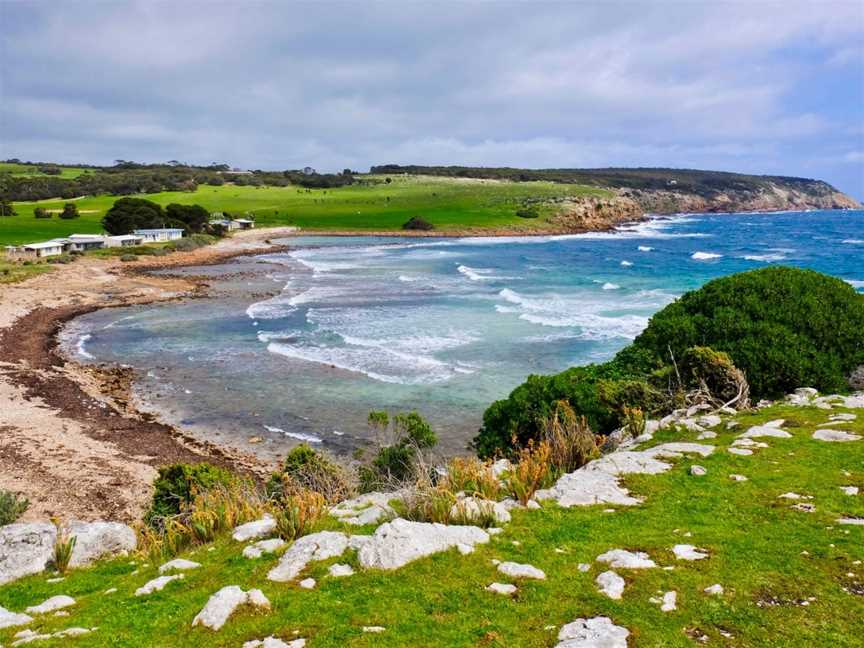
[678,346,748,404]
[267,443,353,504]
[360,411,437,491]
[516,206,539,218]
[145,463,234,526]
[402,216,434,231]
[119,253,138,262]
[0,490,29,525]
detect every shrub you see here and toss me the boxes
[542,400,600,473]
[0,490,29,525]
[145,463,235,527]
[119,253,138,262]
[441,456,501,501]
[360,411,438,492]
[505,440,553,505]
[33,207,50,219]
[267,444,354,504]
[58,203,80,219]
[516,206,539,218]
[402,216,434,231]
[269,490,326,541]
[678,346,749,407]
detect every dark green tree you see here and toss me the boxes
[58,202,80,219]
[102,197,164,234]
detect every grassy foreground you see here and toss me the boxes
[1,175,611,246]
[0,401,861,647]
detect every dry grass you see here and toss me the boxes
[269,490,327,541]
[505,440,553,505]
[543,400,600,474]
[440,456,502,500]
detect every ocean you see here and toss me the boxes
[61,210,864,457]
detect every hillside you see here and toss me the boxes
[0,392,861,646]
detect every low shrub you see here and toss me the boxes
[678,346,749,407]
[360,411,437,492]
[440,456,501,501]
[119,253,138,262]
[267,444,354,504]
[402,216,434,231]
[399,482,455,524]
[542,400,600,473]
[516,206,539,218]
[33,207,50,219]
[269,490,326,541]
[504,440,553,505]
[145,463,235,528]
[0,490,29,525]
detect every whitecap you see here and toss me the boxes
[76,334,94,359]
[846,279,864,288]
[602,283,620,290]
[637,245,653,252]
[457,264,493,281]
[264,425,322,444]
[620,260,633,267]
[842,239,863,244]
[691,251,723,260]
[743,253,786,262]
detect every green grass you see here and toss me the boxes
[0,258,54,284]
[0,163,92,180]
[0,402,861,646]
[0,175,612,246]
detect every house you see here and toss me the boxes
[133,228,184,242]
[105,234,144,247]
[65,234,105,251]
[5,241,65,259]
[233,219,255,230]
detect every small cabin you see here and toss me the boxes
[133,228,184,243]
[5,241,65,259]
[66,234,105,251]
[233,219,255,230]
[105,234,144,248]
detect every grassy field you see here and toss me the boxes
[0,175,611,246]
[0,401,861,647]
[0,162,93,180]
[0,258,54,284]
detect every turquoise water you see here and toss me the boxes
[63,211,864,456]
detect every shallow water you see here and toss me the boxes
[62,211,864,457]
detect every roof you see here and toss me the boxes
[109,234,143,241]
[133,228,184,234]
[234,219,254,223]
[68,234,105,240]
[23,241,64,250]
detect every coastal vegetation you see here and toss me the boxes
[0,490,29,526]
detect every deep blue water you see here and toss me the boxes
[62,210,864,456]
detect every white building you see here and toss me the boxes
[5,241,65,259]
[104,234,144,247]
[133,228,184,242]
[65,234,106,251]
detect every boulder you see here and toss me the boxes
[556,616,629,648]
[159,558,201,573]
[486,582,517,595]
[0,523,56,586]
[135,574,183,596]
[595,571,625,599]
[672,544,708,560]
[232,515,277,542]
[358,519,489,570]
[329,492,398,526]
[192,585,270,631]
[812,429,861,442]
[267,531,348,582]
[450,496,511,525]
[0,606,32,630]
[497,561,545,580]
[596,549,656,569]
[25,595,75,615]
[66,521,136,568]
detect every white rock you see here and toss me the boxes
[697,415,722,428]
[596,549,656,569]
[25,595,75,615]
[268,531,349,582]
[456,543,474,555]
[159,558,201,574]
[595,571,625,599]
[644,442,715,458]
[65,521,136,567]
[840,486,859,496]
[704,584,724,595]
[0,523,56,586]
[328,563,354,577]
[192,585,270,631]
[536,470,641,508]
[526,499,541,510]
[134,574,183,596]
[450,496,511,524]
[813,429,862,442]
[243,538,287,559]
[348,534,371,551]
[729,474,748,482]
[0,606,32,630]
[490,459,512,479]
[739,424,791,439]
[45,577,63,583]
[778,492,803,500]
[830,413,857,421]
[497,561,546,580]
[696,431,717,440]
[486,582,517,595]
[578,563,591,572]
[660,591,677,612]
[672,544,708,560]
[690,465,707,476]
[329,492,398,526]
[728,448,753,456]
[358,519,489,570]
[556,616,629,648]
[244,636,304,648]
[103,588,117,595]
[298,578,316,589]
[732,438,768,448]
[838,517,864,525]
[232,515,276,542]
[363,626,386,633]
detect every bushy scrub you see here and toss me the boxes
[359,411,437,492]
[402,216,434,231]
[267,443,354,504]
[0,490,29,525]
[145,463,235,526]
[678,346,749,406]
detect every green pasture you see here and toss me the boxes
[0,163,92,180]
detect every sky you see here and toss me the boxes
[1,1,863,197]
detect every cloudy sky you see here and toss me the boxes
[2,1,863,196]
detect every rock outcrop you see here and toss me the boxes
[66,521,136,567]
[357,519,489,570]
[0,523,56,586]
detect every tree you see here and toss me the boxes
[58,202,79,219]
[102,197,164,234]
[37,165,62,176]
[165,203,209,233]
[34,207,50,219]
[0,199,16,217]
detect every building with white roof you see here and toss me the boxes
[133,228,184,242]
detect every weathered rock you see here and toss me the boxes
[328,563,354,577]
[672,544,708,560]
[556,616,629,648]
[64,521,136,568]
[244,636,305,648]
[813,429,861,442]
[159,558,201,573]
[497,561,546,580]
[486,582,517,595]
[0,523,56,586]
[792,502,816,513]
[778,492,804,500]
[12,626,94,645]
[660,591,677,612]
[696,431,717,440]
[739,422,791,439]
[698,415,722,428]
[536,471,641,508]
[595,571,625,599]
[596,549,656,569]
[192,585,270,631]
[643,443,715,458]
[25,595,75,615]
[363,626,386,633]
[298,578,316,589]
[490,459,512,479]
[0,606,32,630]
[135,574,183,596]
[268,531,348,582]
[357,519,489,570]
[704,584,724,595]
[787,388,818,405]
[729,474,748,482]
[728,447,753,456]
[690,465,707,476]
[838,517,864,525]
[829,413,857,422]
[451,496,511,524]
[577,563,591,572]
[329,492,398,526]
[232,515,277,542]
[732,438,768,448]
[840,486,859,496]
[243,538,287,559]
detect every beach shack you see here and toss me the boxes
[5,240,65,259]
[133,228,184,243]
[233,218,255,230]
[66,234,106,251]
[105,234,144,247]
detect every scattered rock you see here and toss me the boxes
[813,429,862,442]
[578,563,591,572]
[690,465,707,476]
[363,626,386,633]
[698,415,722,428]
[135,574,183,596]
[778,492,804,500]
[660,591,677,612]
[25,595,75,615]
[328,563,354,577]
[0,523,56,586]
[596,549,656,569]
[696,431,717,440]
[103,588,117,595]
[486,582,517,595]
[66,521,136,568]
[840,486,859,496]
[268,531,349,582]
[451,496,511,524]
[837,518,864,526]
[497,561,546,580]
[556,616,629,648]
[298,578,316,589]
[232,515,277,542]
[456,543,474,555]
[159,558,201,573]
[732,438,768,448]
[729,474,748,481]
[728,448,753,456]
[243,538,287,559]
[192,585,270,631]
[358,519,489,570]
[739,421,791,439]
[595,571,625,599]
[491,458,512,478]
[330,492,398,526]
[0,606,33,630]
[672,544,708,560]
[830,413,857,422]
[45,577,63,584]
[244,636,305,648]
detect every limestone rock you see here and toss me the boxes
[243,538,287,559]
[159,558,201,573]
[65,521,136,568]
[0,523,56,586]
[491,458,512,479]
[690,465,707,476]
[135,574,183,596]
[595,571,625,599]
[25,595,75,615]
[244,637,305,648]
[704,584,724,595]
[268,531,348,582]
[672,544,708,560]
[451,496,511,524]
[596,549,656,569]
[486,582,517,595]
[660,591,677,612]
[697,415,722,428]
[0,606,32,630]
[838,517,864,525]
[696,431,717,440]
[556,616,629,648]
[232,515,277,542]
[829,413,857,422]
[729,474,748,482]
[536,471,641,508]
[363,626,386,633]
[739,422,791,439]
[298,578,316,589]
[357,519,489,570]
[644,442,715,458]
[840,486,859,496]
[192,585,270,631]
[813,429,861,442]
[497,561,546,580]
[328,563,354,577]
[728,448,753,456]
[330,492,398,526]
